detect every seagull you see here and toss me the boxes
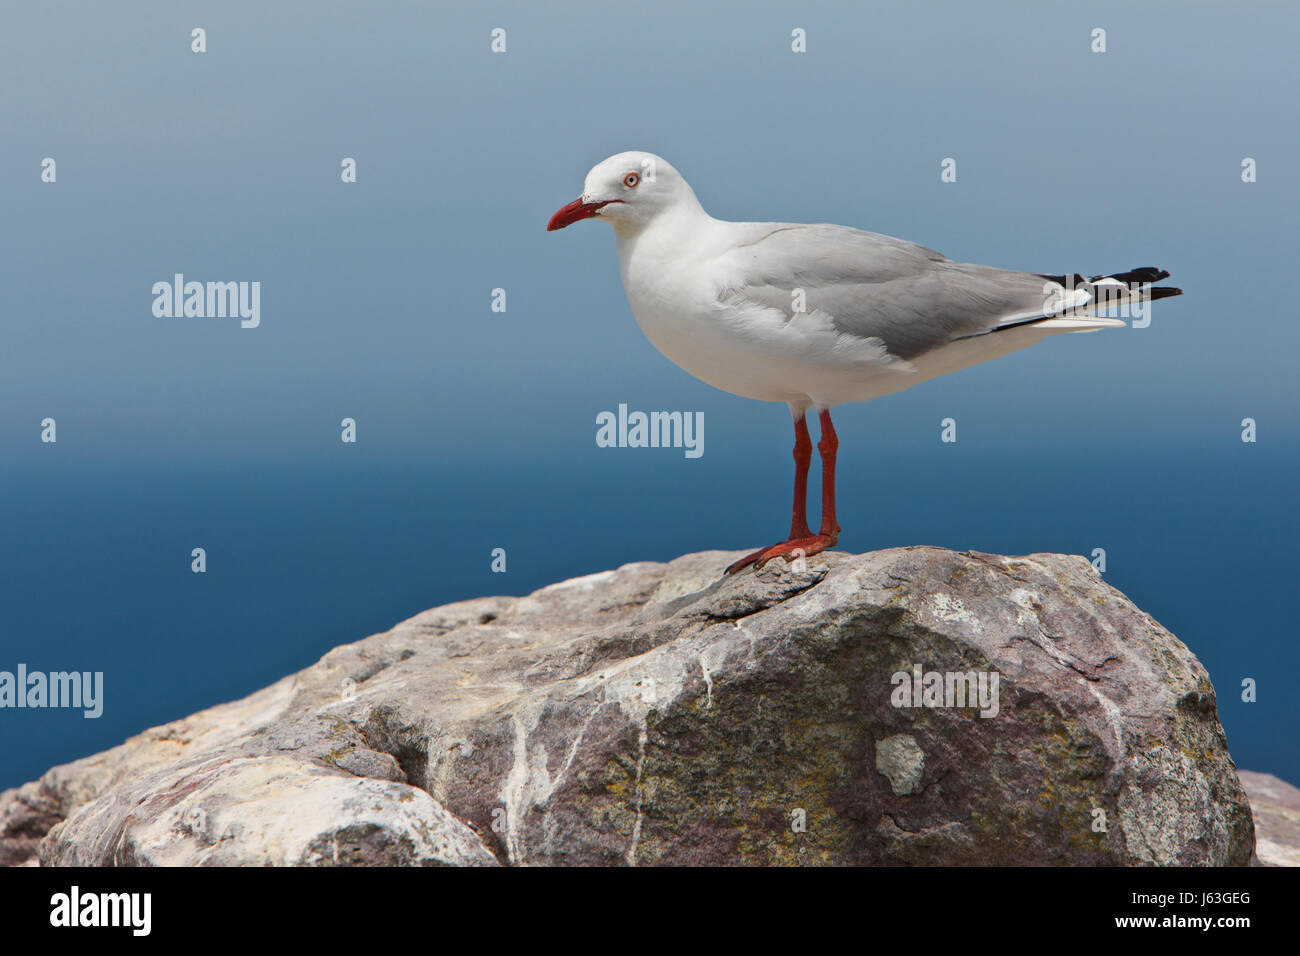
[548,151,1182,574]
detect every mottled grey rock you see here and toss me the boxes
[0,781,61,868]
[1239,771,1300,866]
[40,755,498,866]
[0,547,1259,866]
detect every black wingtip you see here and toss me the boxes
[1038,267,1182,297]
[1090,266,1172,284]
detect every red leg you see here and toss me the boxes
[817,408,840,537]
[789,415,813,540]
[726,408,841,574]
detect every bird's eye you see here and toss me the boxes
[623,173,640,188]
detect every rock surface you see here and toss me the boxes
[0,547,1260,866]
[1238,771,1300,867]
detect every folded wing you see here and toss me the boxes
[717,223,1180,361]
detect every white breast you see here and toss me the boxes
[616,223,908,406]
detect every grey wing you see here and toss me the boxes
[720,224,1134,361]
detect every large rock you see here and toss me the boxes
[0,547,1257,866]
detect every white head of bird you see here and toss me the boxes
[547,151,704,237]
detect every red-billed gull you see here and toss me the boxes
[548,151,1182,573]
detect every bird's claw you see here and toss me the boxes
[724,534,838,575]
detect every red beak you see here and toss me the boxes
[547,197,619,231]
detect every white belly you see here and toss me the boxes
[625,289,1057,410]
